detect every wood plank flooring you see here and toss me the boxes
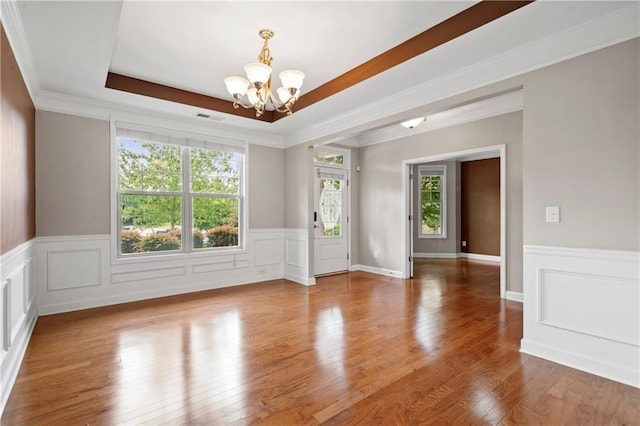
[2,259,638,424]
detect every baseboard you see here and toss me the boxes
[413,252,458,259]
[505,291,523,302]
[1,303,38,416]
[520,339,639,388]
[284,273,316,286]
[459,252,501,262]
[352,264,403,278]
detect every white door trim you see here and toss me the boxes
[402,144,507,299]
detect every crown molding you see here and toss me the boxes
[0,0,40,100]
[357,89,523,147]
[34,91,285,149]
[286,2,639,147]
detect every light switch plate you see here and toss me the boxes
[546,206,560,223]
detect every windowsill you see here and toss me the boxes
[111,246,248,265]
[418,235,448,240]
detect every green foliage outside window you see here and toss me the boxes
[421,175,442,234]
[118,138,241,254]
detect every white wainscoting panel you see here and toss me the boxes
[48,249,102,290]
[1,239,38,416]
[36,230,286,315]
[284,229,315,286]
[521,245,640,388]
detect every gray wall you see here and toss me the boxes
[359,112,523,290]
[522,38,639,250]
[284,143,312,230]
[248,144,284,229]
[412,161,459,254]
[36,111,285,236]
[36,111,110,236]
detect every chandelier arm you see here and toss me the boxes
[273,102,294,115]
[231,97,258,110]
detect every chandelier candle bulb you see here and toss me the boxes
[244,62,272,86]
[247,88,261,106]
[277,87,291,103]
[279,70,305,90]
[223,76,250,97]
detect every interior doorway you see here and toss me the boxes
[402,144,507,298]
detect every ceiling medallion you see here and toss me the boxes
[224,29,305,117]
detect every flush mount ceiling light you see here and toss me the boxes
[400,117,426,129]
[224,29,305,118]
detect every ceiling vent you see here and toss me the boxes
[196,113,224,121]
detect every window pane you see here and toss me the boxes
[319,178,342,238]
[120,194,182,254]
[421,202,441,235]
[118,138,182,191]
[314,150,344,165]
[193,197,239,248]
[191,149,240,194]
[422,175,441,191]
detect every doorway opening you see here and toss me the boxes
[402,144,507,298]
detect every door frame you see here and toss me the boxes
[401,144,507,298]
[312,145,351,275]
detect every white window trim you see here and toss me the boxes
[110,120,249,264]
[418,165,447,239]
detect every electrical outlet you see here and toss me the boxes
[462,241,467,247]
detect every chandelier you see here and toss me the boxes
[224,29,305,117]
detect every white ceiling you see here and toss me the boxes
[6,1,640,147]
[111,1,474,98]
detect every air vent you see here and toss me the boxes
[195,113,224,121]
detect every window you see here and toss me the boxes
[116,124,244,256]
[318,171,345,238]
[419,165,446,238]
[314,150,344,165]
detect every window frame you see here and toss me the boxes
[111,120,248,263]
[418,165,447,239]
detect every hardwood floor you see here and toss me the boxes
[2,259,638,425]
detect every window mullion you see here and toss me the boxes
[183,146,192,253]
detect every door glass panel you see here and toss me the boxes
[319,177,342,237]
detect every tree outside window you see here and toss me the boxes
[419,165,446,238]
[117,133,243,256]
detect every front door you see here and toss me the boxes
[314,167,348,275]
